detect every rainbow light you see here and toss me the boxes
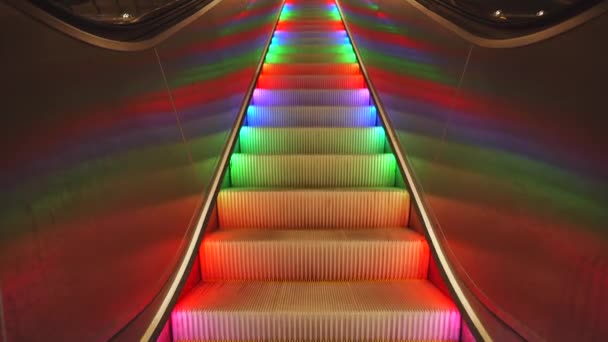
[231,0,387,158]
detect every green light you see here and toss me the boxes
[239,127,387,155]
[265,52,356,63]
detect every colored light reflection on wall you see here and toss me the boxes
[338,0,608,340]
[0,0,284,341]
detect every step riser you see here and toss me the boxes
[173,311,460,341]
[246,106,377,127]
[239,127,385,154]
[172,282,460,342]
[218,190,410,228]
[273,30,348,38]
[272,38,350,46]
[201,230,429,281]
[252,89,370,106]
[262,63,361,75]
[267,46,354,55]
[230,154,397,188]
[265,54,356,64]
[257,75,364,89]
[276,23,344,30]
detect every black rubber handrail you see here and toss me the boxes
[4,0,224,51]
[26,0,210,41]
[415,0,605,39]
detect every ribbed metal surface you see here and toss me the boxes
[217,188,410,228]
[262,63,361,75]
[266,53,356,64]
[267,44,353,54]
[273,30,348,37]
[252,89,370,106]
[239,127,385,154]
[272,38,352,47]
[246,105,377,127]
[201,228,429,281]
[230,154,397,187]
[257,75,364,89]
[171,340,454,342]
[172,281,460,342]
[276,23,344,31]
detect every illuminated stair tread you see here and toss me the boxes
[252,89,370,106]
[230,154,397,187]
[262,63,361,75]
[257,74,364,89]
[202,228,429,281]
[273,29,348,36]
[172,281,460,342]
[268,45,355,54]
[246,105,376,127]
[265,53,356,64]
[239,127,385,154]
[271,39,352,47]
[217,188,410,228]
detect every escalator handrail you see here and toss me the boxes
[4,0,224,51]
[401,0,608,48]
[137,1,286,340]
[334,0,494,340]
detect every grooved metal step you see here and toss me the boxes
[268,44,354,54]
[272,37,351,46]
[262,63,360,75]
[217,188,410,228]
[276,23,344,31]
[172,281,460,342]
[265,53,356,64]
[273,30,348,38]
[230,154,397,187]
[257,74,364,89]
[246,105,376,127]
[252,89,370,106]
[239,127,385,154]
[201,228,429,281]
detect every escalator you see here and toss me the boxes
[170,0,462,340]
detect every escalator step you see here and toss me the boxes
[262,63,360,75]
[252,89,370,106]
[201,228,429,281]
[246,105,376,127]
[172,281,460,342]
[265,53,356,64]
[272,36,350,46]
[268,45,354,55]
[229,154,397,187]
[239,127,385,154]
[256,74,364,89]
[276,23,344,31]
[217,188,409,228]
[272,30,348,38]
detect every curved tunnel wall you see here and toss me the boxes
[339,0,608,340]
[0,0,281,340]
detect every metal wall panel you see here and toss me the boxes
[0,0,278,340]
[340,0,608,340]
